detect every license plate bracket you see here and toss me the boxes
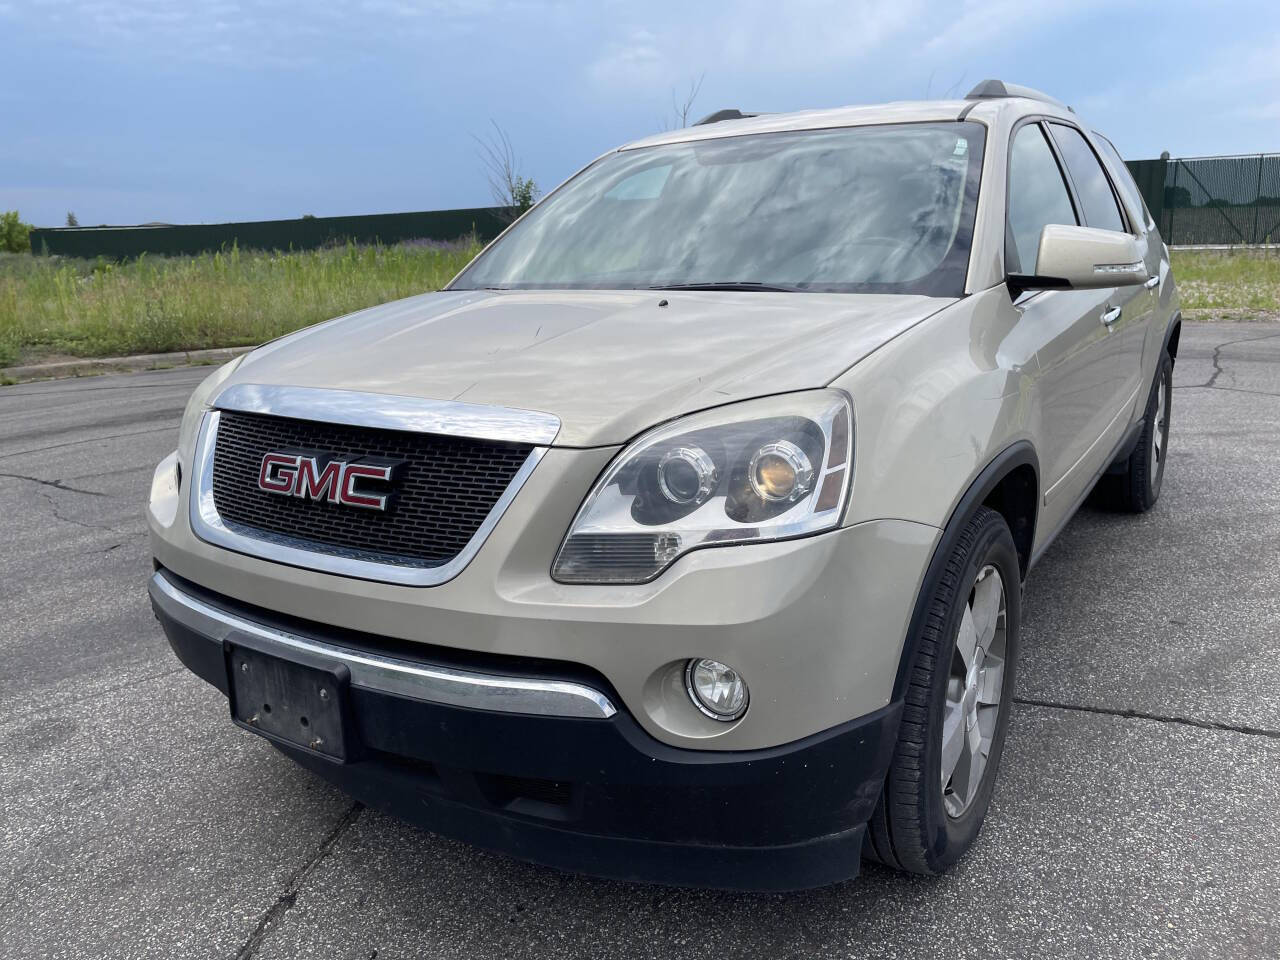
[224,632,352,763]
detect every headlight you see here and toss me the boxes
[148,451,182,528]
[177,354,248,462]
[552,390,853,584]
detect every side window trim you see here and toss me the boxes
[1094,132,1152,233]
[1003,117,1080,278]
[1045,121,1132,235]
[1040,121,1088,227]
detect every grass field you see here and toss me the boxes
[0,240,479,368]
[1,243,1277,371]
[1170,248,1280,319]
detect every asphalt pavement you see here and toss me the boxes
[2,323,1278,959]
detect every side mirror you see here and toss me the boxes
[1010,224,1147,292]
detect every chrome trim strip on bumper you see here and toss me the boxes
[188,411,547,587]
[212,384,561,446]
[149,571,618,720]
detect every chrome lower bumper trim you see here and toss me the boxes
[149,572,617,720]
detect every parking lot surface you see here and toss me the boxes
[2,323,1278,959]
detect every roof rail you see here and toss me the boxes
[964,79,1072,112]
[694,108,760,126]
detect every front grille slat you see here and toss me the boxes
[211,411,533,568]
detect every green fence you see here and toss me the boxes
[29,206,512,260]
[1126,154,1280,246]
[26,154,1280,258]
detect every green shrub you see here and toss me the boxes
[0,211,33,254]
[511,176,539,215]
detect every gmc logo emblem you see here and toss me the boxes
[258,452,402,511]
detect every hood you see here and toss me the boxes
[226,289,952,447]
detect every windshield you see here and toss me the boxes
[452,121,985,296]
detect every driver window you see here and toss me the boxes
[1007,124,1078,275]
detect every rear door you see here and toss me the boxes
[1005,121,1117,509]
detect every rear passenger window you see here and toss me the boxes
[1094,134,1154,231]
[1007,124,1078,274]
[1048,124,1127,233]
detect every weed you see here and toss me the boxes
[0,240,479,363]
[1170,248,1280,318]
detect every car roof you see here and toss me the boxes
[621,96,1078,151]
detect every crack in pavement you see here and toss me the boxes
[100,536,143,553]
[1198,330,1280,389]
[1015,696,1280,740]
[1179,383,1280,399]
[0,466,140,534]
[0,425,174,463]
[234,803,365,960]
[1,407,185,447]
[0,471,108,497]
[30,487,124,534]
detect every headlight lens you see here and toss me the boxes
[552,390,853,584]
[657,446,718,506]
[749,440,813,503]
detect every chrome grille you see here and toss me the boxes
[210,411,533,568]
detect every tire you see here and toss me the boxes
[1100,352,1173,513]
[863,506,1021,875]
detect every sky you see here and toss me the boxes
[3,0,1279,228]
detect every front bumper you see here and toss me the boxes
[151,568,900,890]
[151,442,939,752]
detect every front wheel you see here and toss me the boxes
[864,506,1021,874]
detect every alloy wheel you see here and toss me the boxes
[941,564,1008,819]
[1151,371,1170,494]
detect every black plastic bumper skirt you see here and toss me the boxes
[152,570,901,890]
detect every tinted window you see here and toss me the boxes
[1094,134,1153,230]
[1007,124,1077,274]
[452,122,986,297]
[1049,124,1126,233]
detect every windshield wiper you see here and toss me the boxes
[648,281,800,293]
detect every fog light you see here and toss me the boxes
[685,658,749,721]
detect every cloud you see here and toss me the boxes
[8,0,507,66]
[922,0,1107,53]
[586,0,928,91]
[588,28,667,88]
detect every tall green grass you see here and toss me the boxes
[0,240,479,368]
[1169,249,1280,317]
[2,243,1275,369]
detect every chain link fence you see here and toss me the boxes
[1126,154,1280,247]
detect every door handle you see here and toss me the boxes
[1143,275,1160,290]
[1101,305,1122,326]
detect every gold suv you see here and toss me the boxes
[148,79,1179,889]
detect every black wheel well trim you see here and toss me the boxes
[889,441,1039,703]
[1162,310,1182,363]
[1106,324,1176,477]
